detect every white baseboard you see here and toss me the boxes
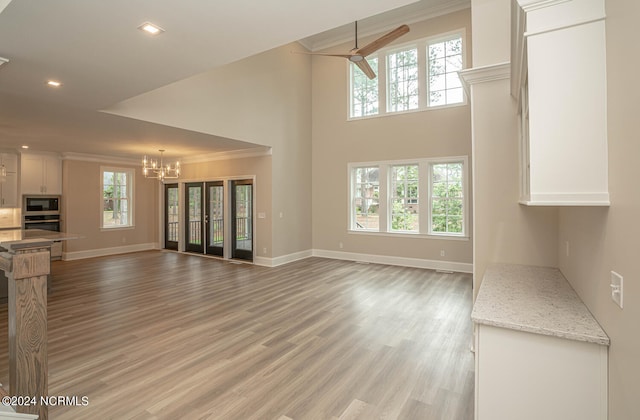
[311,249,473,273]
[62,245,472,273]
[63,242,159,261]
[254,249,313,267]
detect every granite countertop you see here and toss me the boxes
[0,229,81,245]
[471,264,610,346]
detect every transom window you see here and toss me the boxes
[349,157,467,237]
[350,58,379,118]
[101,167,134,229]
[349,30,466,119]
[428,35,464,106]
[387,49,419,112]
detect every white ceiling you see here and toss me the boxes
[0,0,468,161]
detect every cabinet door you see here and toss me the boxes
[42,155,62,195]
[20,155,44,194]
[0,172,18,207]
[1,153,18,172]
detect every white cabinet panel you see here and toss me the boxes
[0,154,18,208]
[514,0,609,206]
[475,324,608,420]
[20,153,62,195]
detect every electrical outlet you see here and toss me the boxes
[440,250,445,257]
[263,247,267,255]
[339,242,344,249]
[610,271,623,309]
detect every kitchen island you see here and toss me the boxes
[472,264,609,420]
[0,229,81,302]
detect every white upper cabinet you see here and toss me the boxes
[513,0,609,206]
[0,153,18,208]
[20,153,62,195]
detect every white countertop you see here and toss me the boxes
[471,264,610,346]
[0,229,81,245]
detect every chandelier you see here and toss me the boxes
[142,149,180,181]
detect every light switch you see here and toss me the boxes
[610,271,623,309]
[258,212,266,219]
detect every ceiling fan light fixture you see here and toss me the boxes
[349,55,364,63]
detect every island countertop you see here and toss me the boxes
[0,229,81,246]
[471,264,610,346]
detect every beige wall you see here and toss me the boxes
[179,155,273,258]
[104,42,313,260]
[469,0,557,293]
[557,0,640,417]
[311,9,474,266]
[470,79,558,290]
[62,159,158,253]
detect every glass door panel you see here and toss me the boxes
[231,180,253,261]
[185,182,203,253]
[164,183,179,250]
[206,181,224,256]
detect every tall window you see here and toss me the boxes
[349,29,466,119]
[430,162,464,234]
[387,48,419,112]
[427,35,464,107]
[349,157,467,237]
[101,168,133,228]
[390,165,419,232]
[350,57,379,118]
[352,166,380,230]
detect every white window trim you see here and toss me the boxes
[348,156,469,239]
[427,156,468,237]
[347,28,467,121]
[100,166,135,230]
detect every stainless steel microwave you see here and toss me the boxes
[23,195,60,213]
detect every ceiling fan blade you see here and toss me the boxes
[292,51,353,59]
[354,59,376,80]
[356,24,410,57]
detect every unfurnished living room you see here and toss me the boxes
[0,0,638,419]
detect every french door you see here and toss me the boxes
[205,181,224,256]
[231,180,253,261]
[164,183,179,250]
[171,180,253,261]
[185,183,204,253]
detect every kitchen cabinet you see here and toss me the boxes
[20,153,62,195]
[472,264,609,420]
[513,0,609,205]
[0,153,18,208]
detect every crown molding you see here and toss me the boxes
[179,146,272,165]
[300,0,470,52]
[61,152,140,165]
[459,62,511,92]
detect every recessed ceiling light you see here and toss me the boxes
[138,22,164,35]
[21,145,29,149]
[46,80,62,87]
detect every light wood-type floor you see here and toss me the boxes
[0,251,474,420]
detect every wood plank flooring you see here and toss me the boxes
[0,251,474,419]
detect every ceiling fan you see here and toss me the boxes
[299,22,410,79]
